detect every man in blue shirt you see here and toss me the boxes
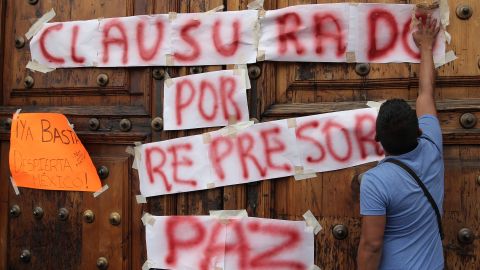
[357,14,443,269]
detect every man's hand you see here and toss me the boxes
[413,15,440,50]
[414,13,440,118]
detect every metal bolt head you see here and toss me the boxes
[332,224,349,240]
[248,65,262,80]
[83,210,95,223]
[24,76,34,88]
[58,208,69,221]
[152,68,165,80]
[460,113,477,129]
[477,175,480,186]
[96,74,109,87]
[96,257,109,269]
[457,228,474,244]
[15,36,25,49]
[20,249,31,263]
[151,117,163,131]
[119,118,132,132]
[10,204,21,218]
[355,63,371,76]
[5,118,12,130]
[33,206,44,219]
[28,0,38,5]
[189,66,204,74]
[250,117,259,124]
[88,118,100,131]
[109,212,121,226]
[97,166,109,180]
[456,4,473,20]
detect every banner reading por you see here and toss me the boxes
[9,113,102,192]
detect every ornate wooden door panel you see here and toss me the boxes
[0,0,479,269]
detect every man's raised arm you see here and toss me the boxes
[413,14,440,117]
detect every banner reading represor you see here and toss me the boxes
[135,108,384,197]
[30,3,445,67]
[9,113,102,192]
[164,69,250,130]
[145,215,314,270]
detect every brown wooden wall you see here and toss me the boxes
[0,0,479,269]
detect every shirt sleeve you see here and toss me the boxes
[360,173,389,216]
[418,114,442,152]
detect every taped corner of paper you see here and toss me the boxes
[247,0,264,10]
[309,265,322,270]
[25,8,56,40]
[287,118,297,128]
[202,132,212,144]
[206,5,224,13]
[303,210,322,235]
[136,194,147,204]
[210,209,248,220]
[366,100,385,111]
[434,50,457,69]
[13,108,22,120]
[346,52,356,63]
[93,184,109,198]
[10,176,20,196]
[141,212,156,226]
[26,60,56,73]
[168,12,177,22]
[256,50,266,62]
[142,260,155,270]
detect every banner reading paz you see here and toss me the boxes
[9,113,101,192]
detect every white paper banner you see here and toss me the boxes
[145,215,314,270]
[30,4,446,67]
[136,108,384,197]
[164,69,250,130]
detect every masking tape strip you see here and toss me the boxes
[125,146,135,156]
[247,0,264,10]
[132,146,142,170]
[346,52,356,63]
[444,31,451,44]
[26,8,56,39]
[218,120,254,137]
[309,265,322,270]
[294,166,304,174]
[287,118,297,128]
[366,100,385,111]
[13,109,22,120]
[294,171,317,181]
[168,12,177,22]
[210,209,248,219]
[206,183,216,189]
[93,184,109,198]
[165,78,173,88]
[26,60,55,73]
[136,195,147,204]
[10,176,20,196]
[234,65,251,89]
[303,210,323,235]
[259,9,266,18]
[439,0,450,27]
[141,212,156,226]
[206,5,224,13]
[142,260,155,270]
[256,50,265,61]
[202,132,212,144]
[165,54,174,66]
[434,50,457,68]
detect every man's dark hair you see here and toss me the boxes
[376,99,420,155]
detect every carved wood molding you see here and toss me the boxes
[10,86,132,97]
[263,99,480,118]
[0,131,149,144]
[286,76,480,91]
[0,105,149,117]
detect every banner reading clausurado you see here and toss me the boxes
[145,215,315,270]
[135,108,385,197]
[9,113,102,192]
[30,3,445,68]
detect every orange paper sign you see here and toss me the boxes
[9,113,101,192]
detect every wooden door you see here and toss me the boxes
[0,0,478,269]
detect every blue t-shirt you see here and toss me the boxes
[360,115,444,270]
